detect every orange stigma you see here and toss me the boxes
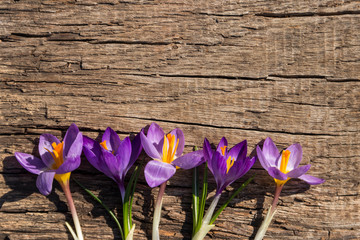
[45,142,70,184]
[100,140,108,150]
[162,133,179,164]
[274,150,291,186]
[220,146,227,155]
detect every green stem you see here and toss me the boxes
[192,194,221,240]
[210,175,255,224]
[192,166,199,235]
[74,179,124,240]
[152,182,167,240]
[194,162,208,235]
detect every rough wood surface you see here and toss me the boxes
[0,1,359,239]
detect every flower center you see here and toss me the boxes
[100,140,108,150]
[226,156,235,174]
[274,150,291,186]
[279,150,291,174]
[220,146,227,155]
[45,142,70,184]
[100,140,115,154]
[162,133,179,164]
[45,142,64,169]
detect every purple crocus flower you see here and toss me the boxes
[256,137,325,186]
[203,137,255,195]
[82,127,143,200]
[140,122,204,188]
[14,123,83,196]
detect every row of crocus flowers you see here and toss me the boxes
[15,123,325,240]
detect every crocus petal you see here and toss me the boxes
[147,122,165,146]
[140,132,161,159]
[39,133,60,168]
[102,127,121,154]
[228,140,247,161]
[225,156,255,188]
[115,137,132,173]
[15,152,47,175]
[144,160,176,188]
[63,123,83,162]
[102,149,119,182]
[128,130,143,170]
[256,146,271,171]
[209,151,227,189]
[172,150,204,169]
[36,171,55,196]
[285,143,303,171]
[287,164,311,178]
[83,136,113,177]
[262,137,279,167]
[267,167,288,180]
[169,128,185,158]
[298,174,325,185]
[203,138,214,162]
[216,137,228,155]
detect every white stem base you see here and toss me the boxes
[125,224,135,240]
[254,206,277,240]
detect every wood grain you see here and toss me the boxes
[1,1,359,239]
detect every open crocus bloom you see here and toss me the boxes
[140,122,204,188]
[203,137,255,195]
[82,127,143,200]
[14,123,83,195]
[256,137,325,186]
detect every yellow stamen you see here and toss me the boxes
[162,133,179,164]
[100,140,108,150]
[226,156,235,174]
[279,150,291,174]
[220,146,227,155]
[274,150,291,186]
[45,141,70,184]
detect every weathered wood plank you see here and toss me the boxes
[1,0,360,239]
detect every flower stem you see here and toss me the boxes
[192,194,221,240]
[152,182,167,240]
[254,184,283,240]
[61,182,84,240]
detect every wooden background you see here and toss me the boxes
[1,0,359,239]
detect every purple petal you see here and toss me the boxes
[209,151,227,190]
[115,137,132,173]
[256,146,270,170]
[128,130,143,170]
[226,156,255,187]
[56,124,83,174]
[287,164,311,178]
[228,140,247,161]
[147,123,165,152]
[169,128,185,158]
[63,123,83,161]
[172,150,204,169]
[216,137,228,156]
[102,127,121,154]
[15,152,47,175]
[144,160,176,188]
[36,171,55,196]
[102,149,120,182]
[298,174,325,185]
[82,136,113,178]
[267,167,288,180]
[262,137,280,167]
[39,134,60,168]
[203,138,214,162]
[140,132,161,159]
[285,143,303,171]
